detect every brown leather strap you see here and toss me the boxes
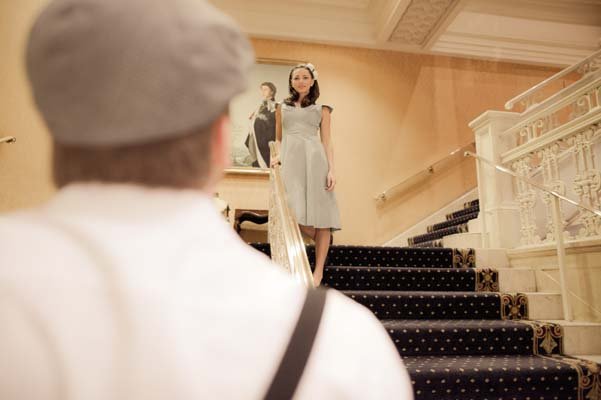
[264,288,327,400]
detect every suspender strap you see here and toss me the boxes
[264,288,328,400]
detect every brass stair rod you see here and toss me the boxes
[0,136,16,144]
[376,142,475,203]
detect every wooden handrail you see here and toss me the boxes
[375,142,475,204]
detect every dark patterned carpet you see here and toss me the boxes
[408,200,481,247]
[250,202,601,398]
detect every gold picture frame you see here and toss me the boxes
[225,57,305,176]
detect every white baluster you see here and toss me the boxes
[513,157,541,245]
[538,144,567,242]
[567,126,601,238]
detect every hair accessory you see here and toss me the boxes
[304,63,319,81]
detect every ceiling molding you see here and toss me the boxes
[431,34,595,67]
[422,0,466,49]
[374,0,412,42]
[389,0,458,45]
[462,0,601,26]
[209,0,601,67]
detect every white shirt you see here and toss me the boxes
[0,183,413,400]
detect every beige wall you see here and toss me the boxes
[1,1,559,245]
[0,0,54,212]
[218,38,560,245]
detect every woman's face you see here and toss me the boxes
[290,68,313,96]
[260,85,273,100]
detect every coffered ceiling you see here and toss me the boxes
[209,0,601,66]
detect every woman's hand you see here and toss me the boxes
[270,156,281,167]
[326,170,336,191]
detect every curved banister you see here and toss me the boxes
[268,141,314,288]
[504,48,601,111]
[375,142,475,204]
[464,151,601,218]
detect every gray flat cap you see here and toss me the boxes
[26,0,254,146]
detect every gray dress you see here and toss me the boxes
[280,103,341,231]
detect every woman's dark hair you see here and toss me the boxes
[260,82,277,101]
[284,65,320,107]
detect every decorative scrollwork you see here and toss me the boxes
[512,157,541,245]
[576,52,601,75]
[537,144,569,242]
[475,268,499,292]
[389,0,456,45]
[543,355,601,400]
[570,92,594,120]
[518,320,563,355]
[451,248,475,268]
[566,127,601,238]
[500,293,529,320]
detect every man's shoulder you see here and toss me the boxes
[322,289,384,332]
[0,210,47,244]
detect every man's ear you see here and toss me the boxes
[203,113,230,192]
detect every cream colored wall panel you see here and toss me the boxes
[0,0,54,213]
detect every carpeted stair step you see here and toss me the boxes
[412,240,443,248]
[250,244,477,269]
[324,267,499,292]
[383,319,563,357]
[427,211,480,233]
[446,204,480,221]
[342,291,528,320]
[463,199,479,209]
[403,353,597,400]
[408,224,469,246]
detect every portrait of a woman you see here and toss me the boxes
[245,82,277,168]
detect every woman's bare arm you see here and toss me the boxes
[320,107,336,191]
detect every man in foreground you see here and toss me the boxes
[0,0,413,398]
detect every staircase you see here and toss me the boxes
[251,243,601,399]
[407,199,480,248]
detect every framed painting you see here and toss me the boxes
[225,58,304,176]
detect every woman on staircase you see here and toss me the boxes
[272,63,341,287]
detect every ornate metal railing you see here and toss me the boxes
[466,151,601,322]
[267,141,314,288]
[375,142,475,203]
[500,111,601,245]
[501,73,601,152]
[471,49,601,248]
[505,48,601,112]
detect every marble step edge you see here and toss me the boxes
[443,232,482,249]
[497,268,536,292]
[578,355,601,363]
[521,292,563,320]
